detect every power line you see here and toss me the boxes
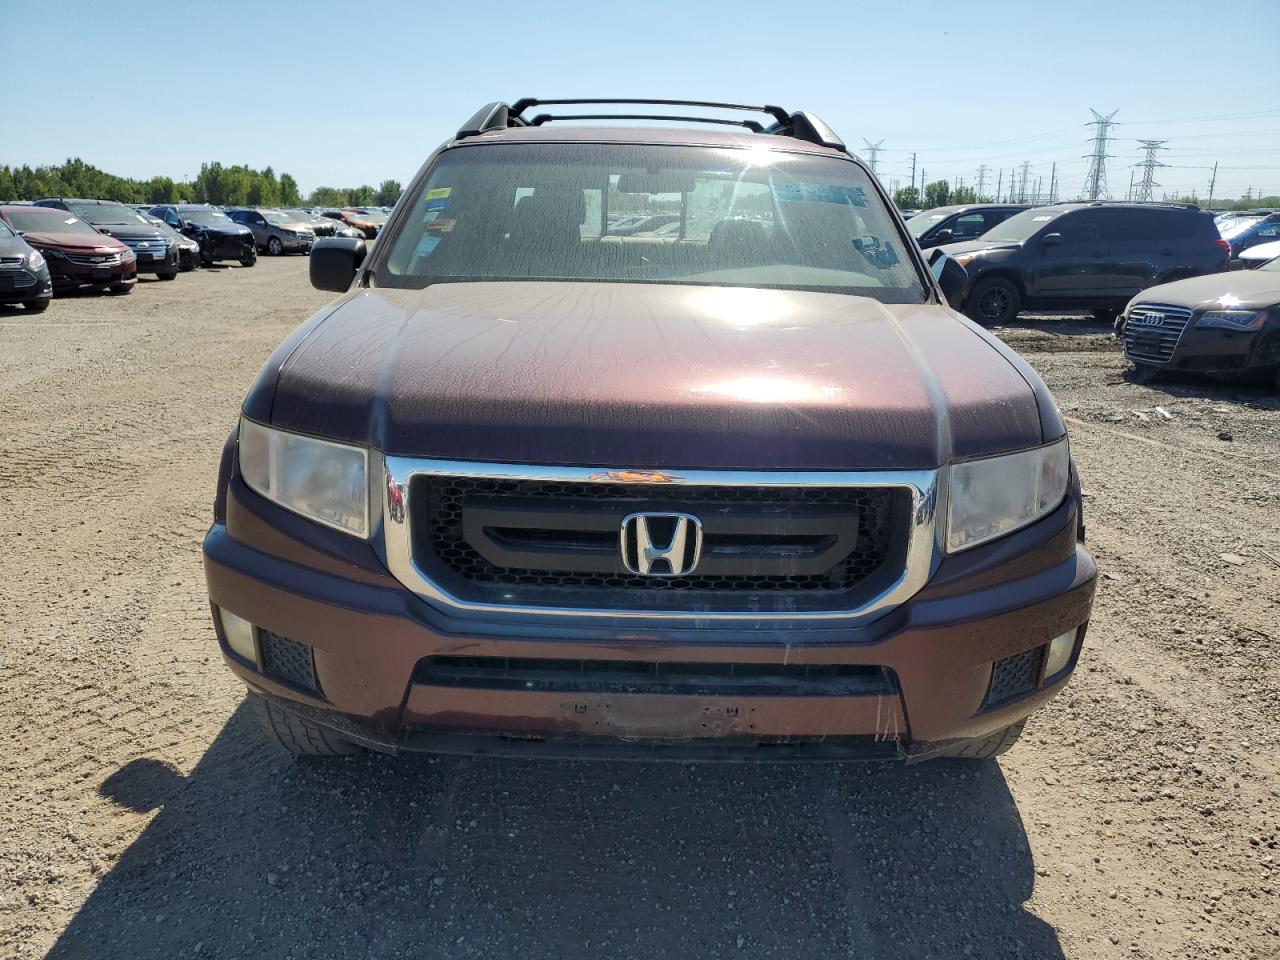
[1081,108,1119,200]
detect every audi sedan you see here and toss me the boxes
[1118,257,1280,387]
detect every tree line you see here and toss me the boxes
[0,158,402,209]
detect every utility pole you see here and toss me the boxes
[996,168,1003,202]
[909,152,917,193]
[862,139,885,177]
[920,168,926,201]
[976,164,989,199]
[1081,108,1119,200]
[1034,176,1043,204]
[1133,139,1168,202]
[1049,162,1057,203]
[1207,161,1218,205]
[1018,161,1032,203]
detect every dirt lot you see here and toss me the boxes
[1,260,1277,960]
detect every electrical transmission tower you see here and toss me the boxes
[976,164,989,199]
[1133,139,1168,202]
[862,139,885,177]
[1017,161,1032,203]
[1080,108,1119,200]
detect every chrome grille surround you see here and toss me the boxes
[382,456,939,623]
[1123,303,1194,365]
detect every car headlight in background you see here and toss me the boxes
[27,249,46,269]
[1196,309,1265,331]
[947,438,1070,552]
[952,253,980,268]
[238,417,369,537]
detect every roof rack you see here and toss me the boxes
[456,98,845,150]
[1082,200,1202,211]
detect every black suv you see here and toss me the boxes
[907,204,1026,249]
[939,202,1230,325]
[34,198,180,280]
[150,204,257,267]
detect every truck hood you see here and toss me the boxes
[266,281,1051,471]
[1129,270,1280,312]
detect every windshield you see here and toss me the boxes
[182,209,232,225]
[265,211,301,225]
[906,207,954,238]
[981,208,1064,242]
[377,143,925,301]
[6,209,101,236]
[71,203,146,226]
[0,220,11,239]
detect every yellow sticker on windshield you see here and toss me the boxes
[426,187,452,200]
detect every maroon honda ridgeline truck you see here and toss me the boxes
[203,99,1096,762]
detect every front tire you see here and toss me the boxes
[267,236,283,256]
[250,693,359,757]
[24,297,51,313]
[240,252,257,267]
[157,269,178,281]
[953,720,1026,759]
[965,276,1022,326]
[109,284,132,295]
[1131,362,1161,385]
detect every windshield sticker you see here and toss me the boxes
[1032,215,1053,221]
[774,183,868,207]
[428,218,456,233]
[426,197,451,212]
[64,218,78,225]
[415,235,442,257]
[426,187,452,200]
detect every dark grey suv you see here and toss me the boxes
[939,202,1231,324]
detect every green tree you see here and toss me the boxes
[923,180,950,208]
[892,185,920,209]
[348,184,376,206]
[0,167,16,202]
[279,173,301,206]
[950,186,979,205]
[374,179,402,206]
[308,186,348,207]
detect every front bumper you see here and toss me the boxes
[204,467,1096,760]
[0,265,53,303]
[1124,315,1280,374]
[47,257,137,290]
[130,245,178,274]
[200,233,256,261]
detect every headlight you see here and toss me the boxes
[238,418,369,537]
[1197,309,1265,331]
[947,438,1069,552]
[27,249,46,269]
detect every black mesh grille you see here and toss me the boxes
[409,476,908,611]
[986,647,1044,706]
[260,630,318,692]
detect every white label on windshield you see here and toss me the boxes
[1032,215,1053,221]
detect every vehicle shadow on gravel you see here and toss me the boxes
[1122,367,1279,405]
[47,703,1063,960]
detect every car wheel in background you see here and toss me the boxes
[965,276,1021,326]
[158,270,178,281]
[240,252,257,267]
[24,298,51,313]
[267,236,283,256]
[109,284,132,295]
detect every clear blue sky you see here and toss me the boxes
[4,0,1278,201]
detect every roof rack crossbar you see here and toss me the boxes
[511,98,791,127]
[528,112,765,132]
[457,98,844,151]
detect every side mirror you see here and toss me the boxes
[310,237,367,292]
[1042,232,1063,247]
[928,248,968,310]
[933,228,954,244]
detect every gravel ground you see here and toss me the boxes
[1,262,1277,960]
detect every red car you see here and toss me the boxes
[0,205,137,294]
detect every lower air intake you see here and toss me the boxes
[260,630,318,692]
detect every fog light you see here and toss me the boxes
[1044,628,1078,679]
[218,607,258,663]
